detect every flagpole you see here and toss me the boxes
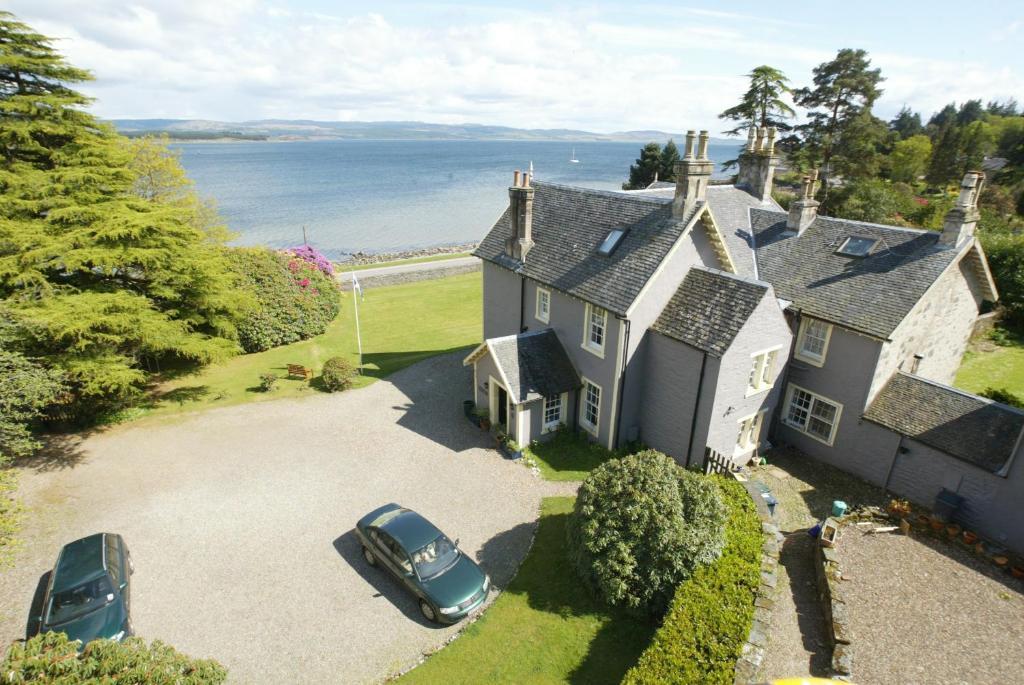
[351,271,363,374]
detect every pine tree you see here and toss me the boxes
[659,139,680,183]
[794,49,884,207]
[926,122,962,187]
[0,13,244,415]
[718,65,795,136]
[889,106,924,140]
[623,142,664,190]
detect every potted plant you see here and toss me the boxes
[945,523,961,539]
[929,516,944,533]
[1011,564,1024,580]
[962,530,978,545]
[887,498,911,519]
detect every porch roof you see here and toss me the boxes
[463,329,580,404]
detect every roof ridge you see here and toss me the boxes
[533,180,672,206]
[691,264,770,289]
[895,371,1024,416]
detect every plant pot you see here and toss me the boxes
[1011,565,1024,579]
[929,517,944,533]
[994,555,1009,568]
[916,514,930,528]
[962,531,978,545]
[480,419,490,431]
[975,542,987,555]
[945,524,961,539]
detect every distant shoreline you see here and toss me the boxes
[337,242,478,266]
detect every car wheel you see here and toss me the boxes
[362,546,376,566]
[419,600,438,623]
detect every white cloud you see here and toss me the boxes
[6,1,1021,131]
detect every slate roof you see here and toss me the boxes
[651,266,770,357]
[863,373,1024,473]
[750,209,962,339]
[474,182,699,315]
[486,329,581,404]
[705,185,779,279]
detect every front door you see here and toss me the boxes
[497,386,508,429]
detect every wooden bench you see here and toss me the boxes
[287,364,313,380]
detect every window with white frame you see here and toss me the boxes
[583,304,607,356]
[543,394,563,430]
[784,384,842,445]
[581,380,601,433]
[796,318,832,366]
[735,411,765,452]
[747,348,779,394]
[535,288,550,323]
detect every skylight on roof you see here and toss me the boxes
[598,228,626,256]
[836,236,877,258]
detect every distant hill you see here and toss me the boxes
[108,119,734,144]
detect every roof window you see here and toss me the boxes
[836,236,877,257]
[597,228,627,256]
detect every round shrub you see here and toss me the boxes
[225,247,340,353]
[321,356,355,392]
[566,450,726,616]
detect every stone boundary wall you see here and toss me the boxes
[339,261,480,291]
[733,479,784,685]
[814,521,853,682]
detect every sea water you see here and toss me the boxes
[176,139,740,259]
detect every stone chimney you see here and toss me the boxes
[939,171,984,247]
[737,125,779,202]
[672,129,713,219]
[505,170,535,261]
[786,170,820,234]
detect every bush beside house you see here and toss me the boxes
[622,477,762,685]
[225,247,340,353]
[2,632,226,683]
[566,450,726,616]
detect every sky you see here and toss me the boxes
[8,0,1024,133]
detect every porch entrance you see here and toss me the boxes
[497,386,508,428]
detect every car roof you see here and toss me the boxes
[52,533,107,591]
[377,509,443,553]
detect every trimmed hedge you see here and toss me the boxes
[225,247,340,353]
[622,476,762,685]
[3,631,226,683]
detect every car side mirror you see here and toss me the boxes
[119,581,128,591]
[454,538,460,548]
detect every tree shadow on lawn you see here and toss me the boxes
[487,509,655,685]
[331,529,441,630]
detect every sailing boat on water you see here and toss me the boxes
[569,147,579,164]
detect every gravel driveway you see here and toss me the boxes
[0,352,561,684]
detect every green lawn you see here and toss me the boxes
[340,252,472,272]
[398,497,655,685]
[130,271,481,420]
[525,430,622,481]
[955,336,1024,398]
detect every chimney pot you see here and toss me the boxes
[697,130,709,160]
[940,171,984,247]
[766,127,777,154]
[745,127,757,152]
[513,170,521,187]
[684,130,696,160]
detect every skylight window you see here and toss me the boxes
[597,228,626,256]
[836,236,877,257]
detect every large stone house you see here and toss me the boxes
[464,128,1024,553]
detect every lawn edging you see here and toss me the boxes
[621,476,767,685]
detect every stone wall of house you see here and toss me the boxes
[482,261,522,339]
[869,253,984,404]
[708,291,792,465]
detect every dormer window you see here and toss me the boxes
[597,228,626,256]
[836,236,877,257]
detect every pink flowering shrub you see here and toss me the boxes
[289,245,335,277]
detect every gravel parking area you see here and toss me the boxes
[0,352,562,684]
[839,529,1024,685]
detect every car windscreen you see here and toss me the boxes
[47,575,114,625]
[411,535,459,579]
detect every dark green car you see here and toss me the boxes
[37,533,133,648]
[355,504,489,624]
